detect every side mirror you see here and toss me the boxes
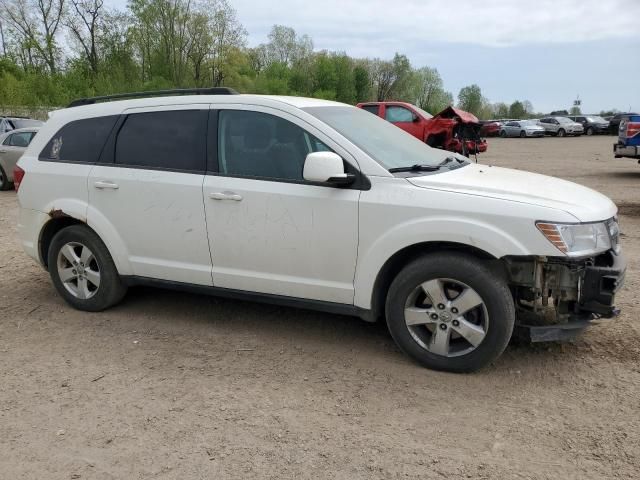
[412,114,420,122]
[303,151,355,186]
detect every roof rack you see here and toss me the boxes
[67,87,239,108]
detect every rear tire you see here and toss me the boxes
[385,252,515,373]
[0,164,11,191]
[48,225,127,311]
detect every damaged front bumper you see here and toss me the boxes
[504,250,626,342]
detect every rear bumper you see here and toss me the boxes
[614,143,640,159]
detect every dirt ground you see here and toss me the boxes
[1,135,639,480]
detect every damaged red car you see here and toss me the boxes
[357,101,487,157]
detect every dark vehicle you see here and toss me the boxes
[568,115,610,136]
[613,114,640,161]
[608,113,639,135]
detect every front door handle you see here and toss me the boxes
[209,191,243,201]
[0,149,7,153]
[94,181,119,190]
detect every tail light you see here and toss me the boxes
[13,166,25,192]
[626,121,640,138]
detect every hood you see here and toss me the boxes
[433,106,479,124]
[407,164,617,222]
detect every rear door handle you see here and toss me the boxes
[94,181,119,190]
[209,191,243,201]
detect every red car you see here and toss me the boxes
[357,101,488,156]
[480,120,501,137]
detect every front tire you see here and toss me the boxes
[557,128,566,137]
[520,131,526,138]
[500,130,507,138]
[586,127,594,136]
[48,225,127,311]
[385,253,515,373]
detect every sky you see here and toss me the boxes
[112,0,640,113]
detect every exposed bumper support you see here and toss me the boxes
[505,250,626,342]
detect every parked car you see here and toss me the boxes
[357,102,487,156]
[480,120,501,137]
[608,113,639,135]
[15,89,625,373]
[537,117,584,137]
[0,116,44,134]
[499,120,546,138]
[613,114,640,161]
[567,115,609,135]
[0,127,39,190]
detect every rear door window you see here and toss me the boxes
[6,131,34,147]
[361,105,380,115]
[40,116,118,163]
[114,110,207,172]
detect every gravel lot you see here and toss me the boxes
[1,135,639,479]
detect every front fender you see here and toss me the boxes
[353,216,530,309]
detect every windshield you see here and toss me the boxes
[587,116,607,123]
[520,120,538,126]
[12,119,43,129]
[556,117,573,124]
[304,106,449,170]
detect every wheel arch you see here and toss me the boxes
[366,241,500,323]
[38,208,132,275]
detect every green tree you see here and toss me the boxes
[509,100,526,119]
[457,84,483,116]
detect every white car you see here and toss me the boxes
[537,117,584,137]
[15,89,626,372]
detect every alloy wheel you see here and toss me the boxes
[56,242,101,299]
[404,278,488,357]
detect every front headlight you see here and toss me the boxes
[536,220,615,256]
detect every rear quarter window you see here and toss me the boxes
[40,116,118,163]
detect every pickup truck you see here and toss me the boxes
[357,102,487,157]
[614,114,640,161]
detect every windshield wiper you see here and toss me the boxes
[388,164,441,173]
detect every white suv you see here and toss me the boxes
[15,89,626,372]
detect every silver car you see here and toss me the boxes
[537,117,584,137]
[0,127,39,190]
[499,120,546,138]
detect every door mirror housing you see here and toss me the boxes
[412,113,420,122]
[303,152,354,186]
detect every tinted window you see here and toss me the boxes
[115,110,206,172]
[41,116,118,163]
[218,110,331,181]
[361,105,379,115]
[385,106,414,123]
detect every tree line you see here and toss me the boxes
[0,0,550,119]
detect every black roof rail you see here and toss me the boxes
[67,87,239,108]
